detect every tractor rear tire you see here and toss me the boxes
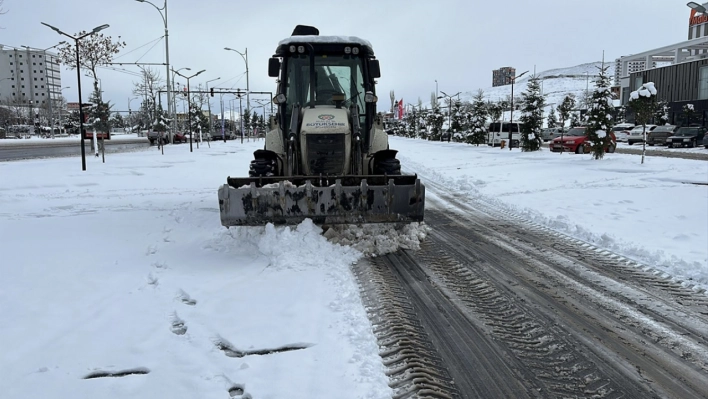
[249,158,275,177]
[374,157,401,175]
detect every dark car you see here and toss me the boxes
[211,131,233,141]
[703,133,708,149]
[627,124,657,145]
[646,125,679,146]
[666,126,707,148]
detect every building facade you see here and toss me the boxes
[492,67,515,87]
[0,44,63,111]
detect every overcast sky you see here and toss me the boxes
[0,0,694,116]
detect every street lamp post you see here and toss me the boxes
[41,22,109,171]
[509,70,529,150]
[173,69,205,152]
[135,0,173,143]
[204,77,220,137]
[224,47,249,113]
[438,91,462,141]
[170,67,190,134]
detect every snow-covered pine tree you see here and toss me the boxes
[152,104,169,133]
[426,107,444,141]
[557,94,575,134]
[683,103,695,126]
[87,87,112,134]
[519,75,545,151]
[546,107,557,128]
[467,90,488,145]
[584,65,615,160]
[628,82,658,164]
[654,100,669,126]
[569,112,580,128]
[450,100,465,142]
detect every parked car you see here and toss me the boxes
[541,127,563,142]
[147,131,168,145]
[550,127,617,154]
[646,125,679,146]
[666,126,707,148]
[173,132,187,143]
[627,124,657,145]
[211,131,234,141]
[611,123,634,143]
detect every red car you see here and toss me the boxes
[550,127,616,154]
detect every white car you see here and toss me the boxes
[611,123,634,143]
[627,124,657,145]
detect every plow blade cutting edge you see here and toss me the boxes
[218,175,425,226]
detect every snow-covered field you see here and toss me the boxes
[1,136,706,398]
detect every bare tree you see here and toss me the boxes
[132,67,164,127]
[57,32,126,95]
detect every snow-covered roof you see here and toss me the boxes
[278,35,372,48]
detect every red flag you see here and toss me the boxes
[398,99,404,120]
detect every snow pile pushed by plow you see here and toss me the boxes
[323,222,431,257]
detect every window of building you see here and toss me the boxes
[9,62,12,65]
[32,55,35,58]
[699,66,708,100]
[33,62,36,65]
[633,75,643,91]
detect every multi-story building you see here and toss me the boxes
[0,44,63,114]
[492,67,515,87]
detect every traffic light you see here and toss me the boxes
[210,87,214,97]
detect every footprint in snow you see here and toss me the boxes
[177,289,197,306]
[170,313,187,335]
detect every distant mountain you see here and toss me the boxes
[461,61,612,110]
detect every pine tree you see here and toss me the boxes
[519,75,545,151]
[467,90,488,145]
[683,103,695,126]
[584,65,615,160]
[546,107,557,128]
[654,100,669,126]
[426,108,444,141]
[87,87,112,134]
[449,100,464,141]
[628,82,658,164]
[152,104,169,133]
[242,108,252,134]
[557,94,575,134]
[570,112,581,127]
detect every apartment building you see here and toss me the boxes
[0,44,63,110]
[492,67,515,87]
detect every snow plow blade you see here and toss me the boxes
[218,175,425,227]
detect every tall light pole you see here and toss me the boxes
[437,90,461,142]
[171,67,190,133]
[136,0,172,143]
[174,69,205,152]
[224,47,249,113]
[204,77,220,135]
[509,70,529,150]
[41,22,109,171]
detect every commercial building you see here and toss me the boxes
[492,67,515,87]
[617,7,708,125]
[0,44,63,112]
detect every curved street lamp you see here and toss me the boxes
[41,21,109,171]
[135,0,173,142]
[174,69,205,152]
[204,77,220,138]
[437,90,461,142]
[224,47,249,112]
